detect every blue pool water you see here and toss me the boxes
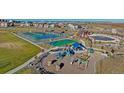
[17,32,64,40]
[91,36,115,41]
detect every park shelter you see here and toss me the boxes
[72,42,86,50]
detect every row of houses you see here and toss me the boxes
[0,19,90,30]
[0,20,15,27]
[19,22,88,30]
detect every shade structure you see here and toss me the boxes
[72,42,86,49]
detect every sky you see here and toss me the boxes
[3,19,124,23]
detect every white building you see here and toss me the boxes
[68,24,75,30]
[49,24,55,28]
[112,28,117,34]
[25,22,30,27]
[20,22,30,27]
[9,20,13,23]
[34,23,38,27]
[20,23,24,27]
[58,23,64,27]
[43,24,49,28]
[38,23,43,28]
[0,22,8,27]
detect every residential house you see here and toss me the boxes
[43,23,49,28]
[49,23,55,28]
[67,24,75,30]
[0,22,8,27]
[112,28,117,34]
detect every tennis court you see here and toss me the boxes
[49,39,76,46]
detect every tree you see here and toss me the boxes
[111,49,115,54]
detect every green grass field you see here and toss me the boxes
[0,32,40,73]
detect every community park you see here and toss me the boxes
[0,19,124,74]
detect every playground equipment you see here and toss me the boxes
[54,47,75,71]
[87,48,94,54]
[65,47,75,56]
[71,56,89,70]
[48,42,93,71]
[56,47,75,59]
[56,51,66,59]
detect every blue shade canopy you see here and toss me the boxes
[72,42,86,49]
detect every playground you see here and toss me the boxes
[41,48,105,74]
[29,41,103,74]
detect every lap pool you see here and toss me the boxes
[90,34,116,41]
[16,32,77,47]
[16,32,64,41]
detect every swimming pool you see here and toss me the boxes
[49,39,76,46]
[17,32,64,41]
[90,34,115,41]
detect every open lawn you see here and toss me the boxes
[0,32,40,73]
